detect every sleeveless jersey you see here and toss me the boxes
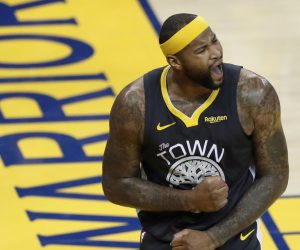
[139,63,255,242]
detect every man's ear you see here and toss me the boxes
[166,55,182,70]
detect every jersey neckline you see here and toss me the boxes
[160,66,220,127]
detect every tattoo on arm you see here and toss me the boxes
[207,70,289,246]
[102,78,189,211]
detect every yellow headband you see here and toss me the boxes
[160,16,209,56]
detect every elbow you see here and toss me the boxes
[280,169,289,195]
[258,167,289,197]
[271,166,289,197]
[102,176,122,205]
[102,177,114,202]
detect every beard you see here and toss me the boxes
[183,65,224,90]
[193,74,223,90]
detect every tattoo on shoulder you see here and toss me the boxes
[110,78,145,143]
[237,69,280,135]
[238,69,288,169]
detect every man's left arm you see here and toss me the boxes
[171,76,289,249]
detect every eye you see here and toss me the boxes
[195,46,206,54]
[212,35,218,43]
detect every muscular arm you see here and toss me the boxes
[206,69,289,246]
[103,78,189,211]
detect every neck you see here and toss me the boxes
[167,67,212,101]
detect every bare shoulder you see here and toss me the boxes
[112,76,145,118]
[237,68,280,135]
[109,76,145,144]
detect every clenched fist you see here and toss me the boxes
[171,229,217,250]
[184,176,228,212]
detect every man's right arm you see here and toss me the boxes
[102,78,228,212]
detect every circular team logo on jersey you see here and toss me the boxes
[166,156,225,187]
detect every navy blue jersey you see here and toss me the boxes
[139,64,255,242]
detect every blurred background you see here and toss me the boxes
[150,0,300,196]
[0,0,299,249]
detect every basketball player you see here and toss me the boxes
[102,14,289,249]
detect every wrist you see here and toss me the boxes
[206,228,224,248]
[182,189,198,212]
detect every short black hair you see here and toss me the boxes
[159,13,197,44]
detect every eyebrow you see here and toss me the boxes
[192,33,217,52]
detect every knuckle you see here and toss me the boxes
[181,235,188,243]
[221,190,228,197]
[211,193,217,201]
[215,176,222,181]
[207,183,215,192]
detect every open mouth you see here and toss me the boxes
[210,63,223,82]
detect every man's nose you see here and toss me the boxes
[209,44,222,59]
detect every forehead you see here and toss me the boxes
[188,27,215,47]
